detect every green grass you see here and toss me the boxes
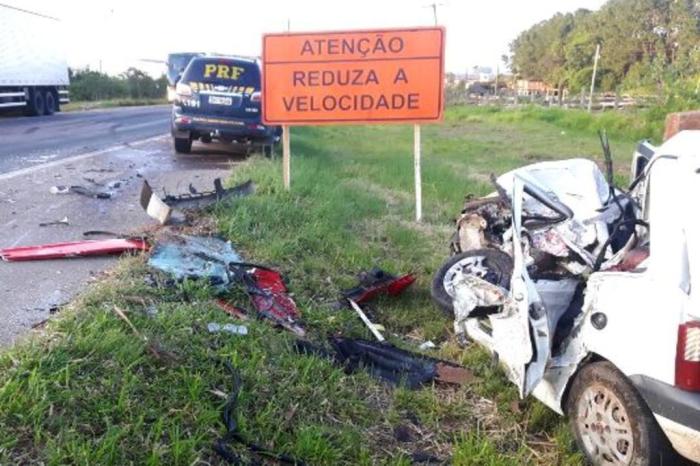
[62,98,168,112]
[0,105,645,464]
[452,104,662,143]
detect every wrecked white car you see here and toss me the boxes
[432,131,700,465]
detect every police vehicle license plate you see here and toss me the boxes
[209,95,232,105]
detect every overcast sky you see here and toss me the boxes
[7,0,608,76]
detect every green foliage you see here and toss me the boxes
[509,0,700,94]
[69,67,168,101]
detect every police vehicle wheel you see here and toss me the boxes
[173,137,192,154]
[44,91,56,115]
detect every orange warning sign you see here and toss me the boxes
[262,27,445,125]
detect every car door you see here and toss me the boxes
[488,175,551,398]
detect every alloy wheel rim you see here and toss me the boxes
[577,384,634,465]
[443,255,490,297]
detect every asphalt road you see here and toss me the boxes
[0,105,245,347]
[0,105,171,174]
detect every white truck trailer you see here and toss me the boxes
[0,3,70,115]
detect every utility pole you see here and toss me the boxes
[588,44,601,113]
[495,65,499,97]
[424,2,444,26]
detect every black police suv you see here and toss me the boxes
[171,55,280,154]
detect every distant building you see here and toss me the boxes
[465,66,495,84]
[467,82,492,96]
[515,79,557,96]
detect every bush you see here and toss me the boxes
[69,67,167,101]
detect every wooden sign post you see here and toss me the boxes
[282,124,290,189]
[262,27,445,218]
[414,124,422,221]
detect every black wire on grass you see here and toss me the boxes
[213,360,307,465]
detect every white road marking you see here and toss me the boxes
[0,133,168,182]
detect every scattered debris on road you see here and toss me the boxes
[50,185,112,199]
[38,216,69,227]
[0,238,149,261]
[140,178,254,225]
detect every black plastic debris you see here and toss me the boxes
[140,178,254,224]
[294,337,472,389]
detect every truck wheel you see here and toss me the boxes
[173,137,192,154]
[566,361,675,466]
[431,249,513,315]
[44,91,57,115]
[25,90,45,116]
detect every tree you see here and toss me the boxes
[507,0,700,93]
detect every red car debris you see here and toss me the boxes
[0,238,149,262]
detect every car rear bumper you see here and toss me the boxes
[655,415,700,463]
[629,375,700,462]
[171,107,276,142]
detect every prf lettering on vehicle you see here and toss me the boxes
[203,63,245,80]
[262,27,445,124]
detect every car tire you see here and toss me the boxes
[431,249,513,315]
[44,91,56,115]
[25,89,45,116]
[565,361,677,466]
[200,134,212,144]
[173,137,192,154]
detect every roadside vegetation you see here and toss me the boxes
[508,0,700,119]
[0,105,642,465]
[67,67,168,108]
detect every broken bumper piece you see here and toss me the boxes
[140,178,254,224]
